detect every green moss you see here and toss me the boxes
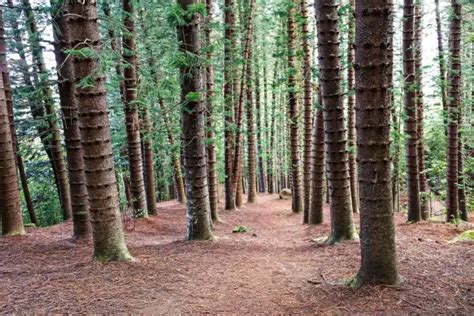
[450,230,474,243]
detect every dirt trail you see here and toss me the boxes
[0,194,473,314]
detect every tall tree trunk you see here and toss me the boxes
[267,62,278,195]
[142,108,157,215]
[232,0,255,207]
[22,0,72,221]
[224,0,237,210]
[0,10,25,236]
[347,0,359,214]
[315,0,356,243]
[287,1,303,214]
[300,0,313,222]
[246,2,257,204]
[350,0,399,287]
[415,2,428,220]
[176,0,214,241]
[65,0,131,261]
[51,0,91,238]
[435,0,448,131]
[17,156,37,225]
[458,110,467,221]
[403,0,421,222]
[205,0,219,222]
[446,0,462,222]
[255,53,265,194]
[309,89,324,225]
[122,0,147,215]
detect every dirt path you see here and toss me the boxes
[1,194,473,314]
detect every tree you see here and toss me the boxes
[347,0,359,214]
[309,89,324,225]
[175,0,214,240]
[414,2,428,220]
[122,0,147,215]
[350,0,399,287]
[287,0,303,214]
[446,0,462,222]
[435,0,448,129]
[22,0,72,221]
[0,9,24,237]
[65,0,132,260]
[51,0,91,238]
[205,0,220,222]
[300,0,313,222]
[403,0,421,222]
[315,0,356,243]
[224,0,237,210]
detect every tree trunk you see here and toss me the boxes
[267,62,278,195]
[224,0,237,210]
[176,0,214,241]
[350,0,399,287]
[22,0,72,221]
[255,53,265,194]
[446,0,462,222]
[51,0,91,238]
[205,0,219,222]
[435,0,448,131]
[300,0,313,222]
[415,3,428,220]
[65,0,132,261]
[17,156,37,225]
[458,111,467,221]
[309,89,324,225]
[403,0,421,222]
[246,3,257,204]
[347,0,359,214]
[0,10,25,236]
[122,0,147,215]
[315,0,356,243]
[142,108,157,216]
[287,1,303,214]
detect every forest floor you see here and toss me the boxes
[1,194,473,314]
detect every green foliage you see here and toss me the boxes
[232,225,249,233]
[167,3,206,27]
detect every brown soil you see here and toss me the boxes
[1,194,473,314]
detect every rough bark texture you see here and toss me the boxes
[446,0,462,222]
[267,62,278,195]
[224,0,236,210]
[435,0,448,129]
[66,0,131,260]
[287,1,303,214]
[122,0,147,215]
[403,0,421,222]
[176,0,214,240]
[245,2,257,204]
[309,90,324,225]
[22,0,72,221]
[315,0,356,243]
[347,0,359,214]
[0,10,25,236]
[458,112,467,221]
[255,55,265,194]
[415,2,428,220]
[205,0,219,222]
[300,0,313,222]
[350,0,399,287]
[52,0,91,238]
[142,108,157,216]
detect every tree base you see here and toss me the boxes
[325,231,359,245]
[3,228,26,237]
[348,271,402,289]
[94,247,134,262]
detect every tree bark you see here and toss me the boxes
[224,0,237,210]
[66,0,132,260]
[309,89,324,225]
[176,0,214,240]
[415,2,428,220]
[0,10,25,236]
[446,0,462,222]
[347,0,359,214]
[435,0,448,131]
[255,52,265,194]
[300,0,313,222]
[205,0,219,222]
[122,0,147,215]
[350,0,399,287]
[403,0,421,222]
[315,0,356,243]
[51,0,91,238]
[287,1,303,214]
[142,107,157,216]
[22,0,72,221]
